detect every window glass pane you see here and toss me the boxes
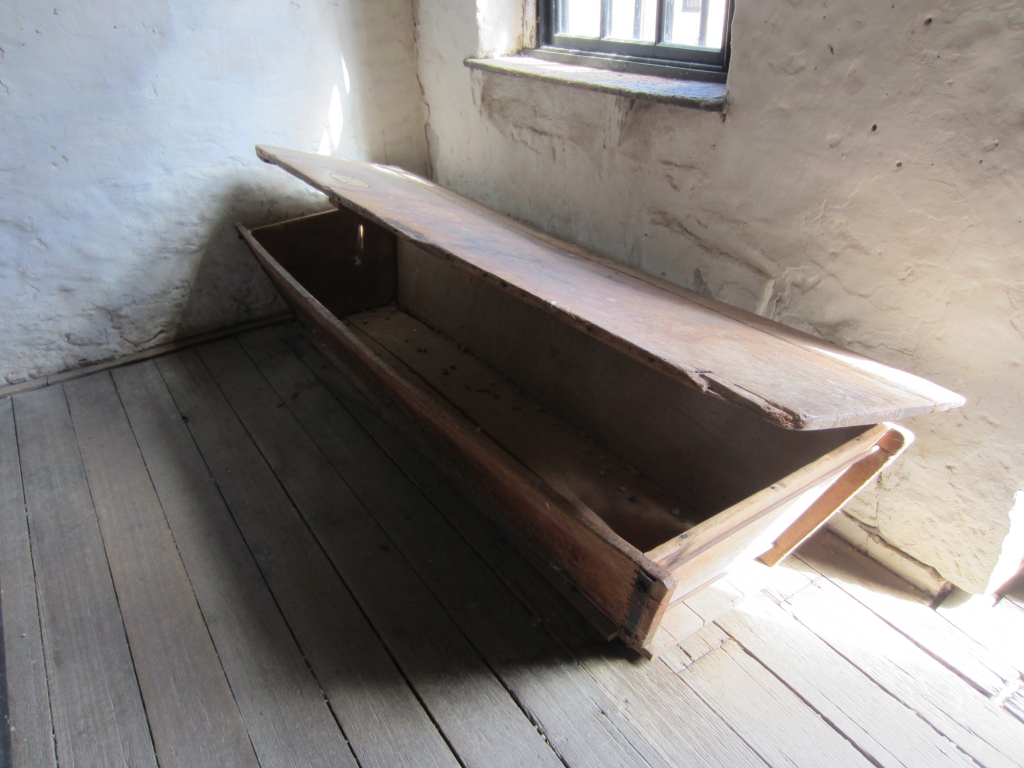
[608,0,658,42]
[663,0,728,50]
[703,0,728,49]
[558,0,601,38]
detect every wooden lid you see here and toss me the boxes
[256,145,964,430]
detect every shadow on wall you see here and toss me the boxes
[73,179,335,369]
[176,181,333,339]
[0,0,428,387]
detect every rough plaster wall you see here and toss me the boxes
[414,0,1024,593]
[0,0,427,385]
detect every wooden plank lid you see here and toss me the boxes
[255,145,965,430]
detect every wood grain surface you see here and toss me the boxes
[112,361,362,768]
[352,304,691,549]
[718,591,978,768]
[0,398,57,768]
[679,639,875,767]
[796,533,1020,696]
[255,145,964,430]
[276,325,771,768]
[13,385,158,768]
[206,334,566,768]
[785,577,1024,768]
[64,373,259,768]
[155,350,461,768]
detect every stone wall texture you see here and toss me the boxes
[0,0,427,384]
[413,0,1024,593]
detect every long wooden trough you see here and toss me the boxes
[238,146,964,654]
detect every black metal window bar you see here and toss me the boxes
[538,0,733,79]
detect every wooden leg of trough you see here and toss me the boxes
[757,425,912,567]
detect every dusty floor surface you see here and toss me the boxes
[2,322,1022,768]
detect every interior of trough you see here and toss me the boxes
[250,207,871,555]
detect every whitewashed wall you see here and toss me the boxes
[0,0,427,385]
[413,0,1024,593]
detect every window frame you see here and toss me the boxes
[535,0,734,82]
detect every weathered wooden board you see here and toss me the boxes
[659,624,730,674]
[242,231,673,644]
[797,532,1019,697]
[682,579,745,623]
[64,373,260,768]
[785,577,1024,768]
[396,238,865,520]
[717,592,978,768]
[0,398,57,768]
[937,589,1024,680]
[256,145,963,430]
[352,304,691,548]
[249,207,397,317]
[252,326,668,768]
[276,324,774,768]
[154,351,461,768]
[208,334,566,768]
[678,639,875,767]
[644,601,706,659]
[112,362,361,768]
[13,385,158,768]
[577,647,771,768]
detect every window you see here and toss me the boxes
[536,0,733,82]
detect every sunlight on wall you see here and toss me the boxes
[986,491,1024,594]
[318,83,345,156]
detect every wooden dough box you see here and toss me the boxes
[239,146,964,655]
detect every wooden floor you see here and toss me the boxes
[2,321,1023,768]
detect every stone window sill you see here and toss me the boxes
[464,55,728,112]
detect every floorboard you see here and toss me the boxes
[0,398,56,768]
[4,322,1023,768]
[112,361,361,768]
[257,326,672,768]
[63,373,260,768]
[276,325,770,768]
[784,577,1024,768]
[209,333,564,768]
[659,624,730,674]
[678,638,874,767]
[797,532,1018,696]
[937,588,1024,679]
[716,590,977,768]
[13,385,158,768]
[155,350,461,768]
